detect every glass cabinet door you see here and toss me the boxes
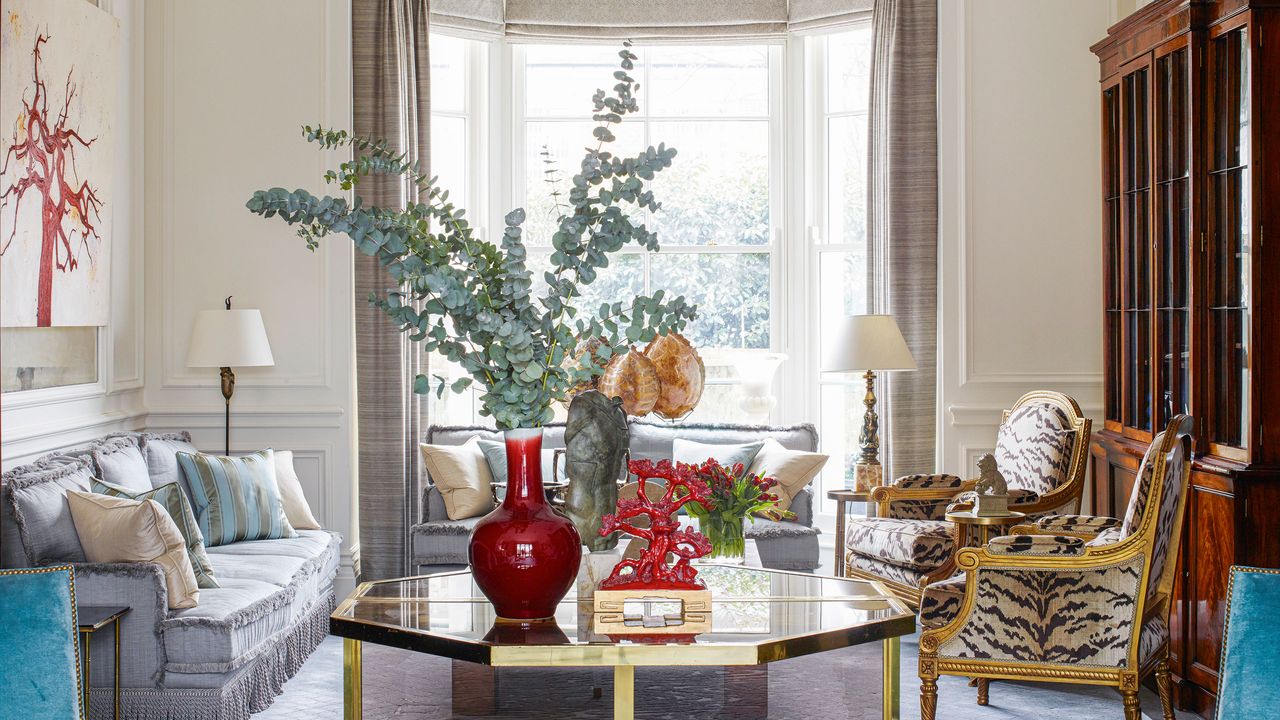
[1103,82,1123,425]
[1122,65,1153,433]
[1153,47,1192,428]
[1208,28,1251,454]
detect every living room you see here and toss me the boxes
[0,0,1274,718]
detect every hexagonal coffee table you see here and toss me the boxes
[331,565,914,720]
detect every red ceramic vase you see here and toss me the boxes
[469,427,582,619]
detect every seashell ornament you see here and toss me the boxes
[643,332,705,420]
[598,347,660,417]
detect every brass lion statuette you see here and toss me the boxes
[973,453,1010,517]
[564,390,629,551]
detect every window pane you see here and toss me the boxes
[818,249,869,357]
[827,27,873,114]
[524,121,645,245]
[430,34,467,114]
[525,45,640,117]
[430,115,466,203]
[648,46,768,117]
[527,250,645,318]
[818,382,861,509]
[827,114,868,245]
[1,326,98,392]
[650,253,770,350]
[649,121,770,246]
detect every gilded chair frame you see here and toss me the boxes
[917,415,1193,720]
[845,391,1092,606]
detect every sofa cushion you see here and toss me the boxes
[273,451,322,531]
[140,432,199,495]
[672,438,765,469]
[746,438,827,515]
[845,517,953,570]
[477,439,561,486]
[178,449,296,546]
[629,419,818,460]
[67,490,200,609]
[745,518,821,571]
[91,436,152,492]
[92,480,219,589]
[164,530,340,673]
[419,439,495,520]
[4,459,93,564]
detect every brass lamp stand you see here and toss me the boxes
[187,296,274,456]
[856,370,883,490]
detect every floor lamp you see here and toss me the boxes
[186,297,274,455]
[823,315,916,491]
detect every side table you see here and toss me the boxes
[943,510,1026,551]
[828,488,872,577]
[78,605,131,720]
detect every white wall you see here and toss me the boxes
[142,0,356,594]
[0,0,147,468]
[936,0,1114,497]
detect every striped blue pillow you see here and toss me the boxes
[176,449,296,546]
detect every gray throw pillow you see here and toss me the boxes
[139,431,198,495]
[6,460,93,564]
[91,436,151,493]
[476,439,561,491]
[672,438,765,470]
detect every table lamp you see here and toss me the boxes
[823,315,916,491]
[186,297,274,455]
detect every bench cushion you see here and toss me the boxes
[846,517,952,571]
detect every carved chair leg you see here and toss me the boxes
[976,677,989,706]
[1121,687,1142,720]
[920,678,938,720]
[1155,658,1176,720]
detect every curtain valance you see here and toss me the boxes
[430,0,874,40]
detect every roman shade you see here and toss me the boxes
[430,0,875,40]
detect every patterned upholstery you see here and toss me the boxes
[1139,615,1168,667]
[886,473,964,521]
[1132,433,1188,602]
[1036,514,1121,534]
[986,534,1085,556]
[844,517,952,570]
[845,552,933,588]
[993,402,1076,496]
[920,573,967,629]
[935,555,1145,667]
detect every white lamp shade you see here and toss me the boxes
[186,309,275,368]
[823,314,916,373]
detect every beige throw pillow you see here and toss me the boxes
[67,490,200,609]
[273,451,322,530]
[746,438,828,514]
[419,438,496,520]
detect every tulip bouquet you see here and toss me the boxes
[680,460,793,562]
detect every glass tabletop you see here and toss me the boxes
[331,565,915,666]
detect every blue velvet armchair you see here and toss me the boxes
[0,565,82,720]
[1217,566,1280,720]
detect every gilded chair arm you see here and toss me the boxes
[985,534,1085,557]
[869,477,976,504]
[1035,514,1121,534]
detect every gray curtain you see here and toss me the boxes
[867,0,938,478]
[351,0,431,581]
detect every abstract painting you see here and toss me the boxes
[0,0,118,328]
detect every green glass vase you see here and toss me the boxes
[699,515,747,564]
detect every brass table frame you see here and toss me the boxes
[77,605,130,720]
[336,569,912,720]
[943,510,1027,549]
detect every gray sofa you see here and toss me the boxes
[0,432,340,720]
[412,419,822,574]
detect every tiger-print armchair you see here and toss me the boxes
[842,391,1091,606]
[917,415,1193,720]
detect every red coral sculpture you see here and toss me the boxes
[599,459,713,590]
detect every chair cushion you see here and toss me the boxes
[844,552,932,589]
[410,518,483,566]
[67,490,200,609]
[845,517,952,570]
[887,473,964,521]
[91,436,151,492]
[0,566,81,719]
[994,402,1076,496]
[4,459,93,564]
[177,449,297,546]
[92,479,219,589]
[921,573,968,629]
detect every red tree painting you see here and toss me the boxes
[0,32,103,327]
